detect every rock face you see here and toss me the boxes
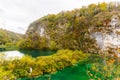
[26,21,46,37]
[93,14,120,50]
[25,11,120,52]
[25,12,97,51]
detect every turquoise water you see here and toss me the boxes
[0,50,56,58]
[19,49,56,57]
[20,64,90,80]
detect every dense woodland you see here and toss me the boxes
[18,2,120,53]
[0,29,22,45]
[0,29,22,50]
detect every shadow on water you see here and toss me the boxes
[0,49,56,59]
[0,48,6,51]
[19,49,56,57]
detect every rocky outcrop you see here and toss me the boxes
[92,13,120,51]
[24,2,120,52]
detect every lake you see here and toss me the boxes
[0,49,56,60]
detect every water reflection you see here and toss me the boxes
[0,50,56,60]
[0,50,24,60]
[19,49,56,57]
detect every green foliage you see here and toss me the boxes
[0,29,23,51]
[98,2,107,12]
[0,67,16,80]
[0,29,9,44]
[49,41,57,50]
[0,29,22,45]
[87,52,120,80]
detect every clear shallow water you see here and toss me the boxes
[46,64,89,80]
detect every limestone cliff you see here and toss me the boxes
[23,2,120,52]
[91,12,120,51]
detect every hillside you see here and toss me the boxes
[19,2,120,53]
[0,29,23,45]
